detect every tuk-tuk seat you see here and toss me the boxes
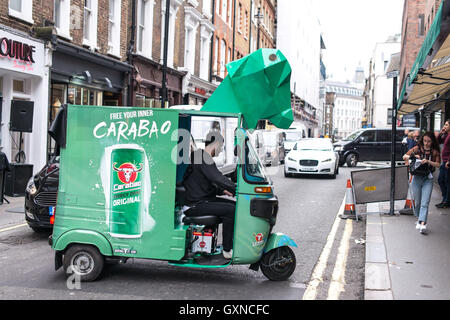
[176,183,186,206]
[183,216,222,227]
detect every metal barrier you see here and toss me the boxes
[351,166,409,217]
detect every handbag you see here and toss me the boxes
[409,151,431,176]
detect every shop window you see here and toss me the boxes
[9,0,34,24]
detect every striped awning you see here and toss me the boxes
[398,0,450,114]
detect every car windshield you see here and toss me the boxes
[285,132,302,141]
[296,140,332,151]
[343,130,364,141]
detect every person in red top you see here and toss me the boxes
[436,120,450,208]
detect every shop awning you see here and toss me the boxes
[398,0,450,115]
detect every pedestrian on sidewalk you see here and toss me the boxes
[406,131,417,151]
[436,120,450,208]
[403,132,441,234]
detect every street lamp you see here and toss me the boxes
[254,6,263,50]
[387,68,399,215]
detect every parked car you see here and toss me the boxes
[284,138,339,178]
[282,129,305,155]
[24,156,59,232]
[333,127,418,167]
[262,130,285,166]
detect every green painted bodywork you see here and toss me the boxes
[52,50,298,268]
[202,49,293,130]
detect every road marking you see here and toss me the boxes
[327,218,353,300]
[302,197,345,300]
[0,223,28,233]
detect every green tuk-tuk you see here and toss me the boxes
[49,49,298,281]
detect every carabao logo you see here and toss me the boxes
[112,162,143,184]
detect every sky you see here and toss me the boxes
[316,0,405,82]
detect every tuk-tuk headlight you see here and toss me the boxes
[334,146,343,152]
[26,178,37,196]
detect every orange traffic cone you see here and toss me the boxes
[399,175,414,215]
[340,179,357,220]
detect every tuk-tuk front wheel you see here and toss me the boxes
[260,246,296,281]
[63,244,104,282]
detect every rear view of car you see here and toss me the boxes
[24,156,59,233]
[284,139,339,178]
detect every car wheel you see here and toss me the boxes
[63,244,104,282]
[346,154,358,167]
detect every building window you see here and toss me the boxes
[220,39,226,78]
[54,0,71,39]
[202,0,212,17]
[9,0,34,24]
[418,14,425,36]
[83,0,98,48]
[137,0,154,58]
[237,3,242,33]
[13,79,25,93]
[108,0,121,57]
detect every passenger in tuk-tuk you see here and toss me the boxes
[183,131,237,259]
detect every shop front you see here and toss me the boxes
[183,73,217,106]
[49,40,133,157]
[132,55,185,108]
[0,24,49,173]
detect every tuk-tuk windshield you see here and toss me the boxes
[262,132,278,147]
[245,138,268,183]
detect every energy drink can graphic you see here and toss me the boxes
[109,147,145,238]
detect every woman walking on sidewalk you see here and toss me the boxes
[403,132,441,234]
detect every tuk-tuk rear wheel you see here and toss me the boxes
[63,244,104,282]
[260,246,296,281]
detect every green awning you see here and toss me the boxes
[201,49,293,130]
[398,0,450,114]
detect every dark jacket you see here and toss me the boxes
[183,149,236,206]
[0,152,10,171]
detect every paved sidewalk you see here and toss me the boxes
[0,196,27,229]
[364,184,450,300]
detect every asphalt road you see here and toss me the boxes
[0,164,365,300]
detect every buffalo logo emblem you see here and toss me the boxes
[113,162,143,184]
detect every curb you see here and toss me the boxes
[364,202,394,300]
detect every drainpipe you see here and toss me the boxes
[232,0,236,60]
[161,0,171,108]
[209,0,216,83]
[127,0,137,106]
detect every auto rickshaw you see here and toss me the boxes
[49,49,298,282]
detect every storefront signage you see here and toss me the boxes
[0,37,36,63]
[0,29,44,76]
[195,87,206,96]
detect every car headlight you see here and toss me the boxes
[26,178,37,196]
[322,159,333,163]
[288,157,296,162]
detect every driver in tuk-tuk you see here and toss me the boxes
[183,131,237,260]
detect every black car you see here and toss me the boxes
[25,156,59,232]
[333,128,418,167]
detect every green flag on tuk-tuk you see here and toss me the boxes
[201,49,293,130]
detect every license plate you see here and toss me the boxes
[49,206,55,216]
[301,167,316,172]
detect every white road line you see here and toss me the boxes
[302,197,345,300]
[327,218,353,300]
[0,223,28,233]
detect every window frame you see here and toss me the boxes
[9,0,34,24]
